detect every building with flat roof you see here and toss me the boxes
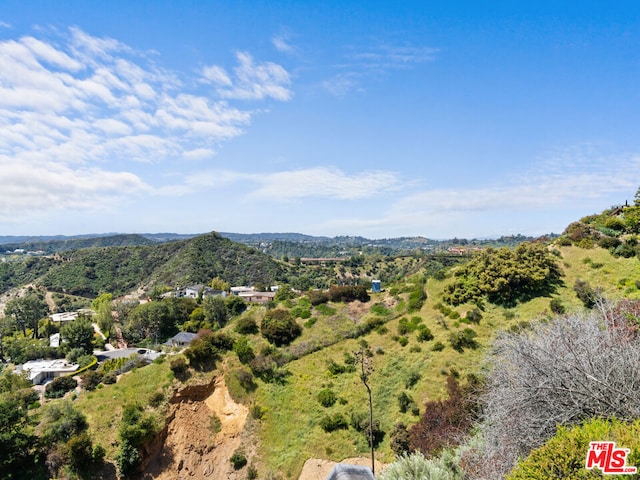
[19,359,79,385]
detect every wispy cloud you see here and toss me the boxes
[0,21,11,29]
[201,51,293,101]
[0,27,291,217]
[322,42,438,97]
[173,166,401,200]
[271,33,296,54]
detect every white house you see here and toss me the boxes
[19,359,79,385]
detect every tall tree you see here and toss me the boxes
[60,315,94,355]
[4,295,48,338]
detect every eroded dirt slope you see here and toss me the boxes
[143,376,248,480]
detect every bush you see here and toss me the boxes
[449,328,479,353]
[260,309,302,346]
[508,418,640,480]
[416,325,434,342]
[317,388,338,408]
[44,375,77,399]
[234,316,259,335]
[398,392,415,413]
[549,298,565,315]
[409,376,479,456]
[169,357,188,375]
[233,337,255,364]
[81,370,104,391]
[379,451,464,480]
[573,279,598,308]
[443,243,562,307]
[431,341,445,352]
[405,371,421,389]
[390,422,411,457]
[470,303,640,478]
[230,450,247,470]
[319,413,348,432]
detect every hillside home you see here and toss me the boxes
[19,359,79,385]
[238,291,276,303]
[163,332,197,348]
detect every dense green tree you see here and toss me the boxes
[260,309,301,346]
[202,295,228,329]
[0,394,43,479]
[210,277,230,291]
[91,293,113,339]
[60,315,94,355]
[225,295,246,318]
[5,295,48,338]
[443,243,562,307]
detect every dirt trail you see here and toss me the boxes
[144,376,248,480]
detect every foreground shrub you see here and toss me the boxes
[379,451,464,480]
[508,418,640,480]
[468,302,640,478]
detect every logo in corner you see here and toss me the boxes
[586,441,637,475]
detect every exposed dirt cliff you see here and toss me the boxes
[141,375,248,480]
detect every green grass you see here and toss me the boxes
[253,245,640,478]
[74,360,175,459]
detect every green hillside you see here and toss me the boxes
[3,204,640,479]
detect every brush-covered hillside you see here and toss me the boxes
[2,203,640,480]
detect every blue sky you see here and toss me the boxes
[1,1,640,239]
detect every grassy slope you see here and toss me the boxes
[74,359,175,459]
[63,244,640,478]
[252,245,640,478]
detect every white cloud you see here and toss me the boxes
[322,41,438,96]
[271,34,295,54]
[202,51,293,101]
[173,166,401,201]
[0,158,149,218]
[0,26,294,222]
[0,21,11,29]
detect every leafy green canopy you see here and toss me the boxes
[443,243,562,306]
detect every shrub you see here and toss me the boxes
[233,337,255,364]
[44,375,77,399]
[379,451,464,480]
[507,418,640,480]
[317,388,338,408]
[398,392,415,413]
[390,422,411,457]
[260,309,302,346]
[169,357,188,375]
[465,308,482,324]
[416,324,434,342]
[573,279,598,308]
[116,440,141,478]
[470,304,640,478]
[409,376,478,456]
[319,413,348,432]
[405,371,421,389]
[230,451,247,470]
[449,328,479,353]
[234,316,258,335]
[81,370,104,391]
[549,298,565,315]
[431,341,445,352]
